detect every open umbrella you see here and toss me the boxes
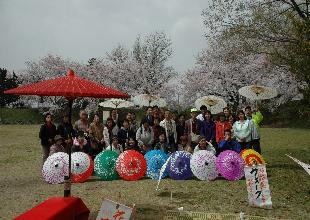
[238,85,277,100]
[94,150,119,181]
[216,150,244,181]
[71,152,94,183]
[190,150,218,181]
[195,95,227,114]
[42,152,69,184]
[132,94,166,107]
[241,149,265,165]
[5,69,129,196]
[144,150,169,180]
[167,151,193,180]
[99,98,134,109]
[116,150,147,181]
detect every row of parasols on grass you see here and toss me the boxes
[42,149,265,185]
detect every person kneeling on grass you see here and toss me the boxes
[106,136,123,155]
[49,135,65,156]
[194,135,216,155]
[217,129,241,155]
[72,132,89,153]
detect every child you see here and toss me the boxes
[49,135,65,156]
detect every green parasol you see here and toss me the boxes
[94,151,119,181]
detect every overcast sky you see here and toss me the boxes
[0,0,209,74]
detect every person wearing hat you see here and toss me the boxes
[184,108,201,146]
[196,105,208,121]
[193,135,216,154]
[49,135,65,156]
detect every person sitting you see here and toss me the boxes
[178,135,193,153]
[193,136,216,155]
[72,132,89,153]
[154,133,173,154]
[218,130,241,155]
[124,137,140,152]
[49,135,65,156]
[136,119,154,154]
[215,112,232,144]
[106,136,123,155]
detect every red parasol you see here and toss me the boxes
[116,150,147,181]
[4,69,129,196]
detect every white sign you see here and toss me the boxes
[96,199,133,220]
[244,164,272,209]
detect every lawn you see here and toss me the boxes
[0,125,309,219]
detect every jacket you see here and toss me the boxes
[232,120,252,142]
[39,123,57,146]
[200,120,216,143]
[184,118,201,143]
[247,111,263,140]
[136,126,154,147]
[215,121,232,143]
[218,139,241,154]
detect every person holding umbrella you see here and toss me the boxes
[245,106,263,153]
[39,113,57,164]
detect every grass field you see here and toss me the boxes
[0,125,309,219]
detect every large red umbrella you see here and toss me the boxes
[4,69,129,196]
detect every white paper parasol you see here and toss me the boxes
[99,98,134,109]
[132,94,166,107]
[238,85,277,100]
[195,95,227,114]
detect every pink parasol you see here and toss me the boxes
[216,150,244,181]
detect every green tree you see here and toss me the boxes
[0,68,20,107]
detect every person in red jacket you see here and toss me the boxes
[216,112,232,144]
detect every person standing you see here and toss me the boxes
[144,107,154,126]
[117,119,135,151]
[176,114,186,144]
[223,107,231,121]
[57,114,74,152]
[184,108,201,146]
[200,110,216,146]
[233,110,252,150]
[160,110,177,152]
[74,110,89,135]
[215,112,232,144]
[136,119,154,153]
[39,113,57,164]
[245,106,263,153]
[197,105,208,121]
[89,114,105,158]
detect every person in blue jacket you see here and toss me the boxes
[200,110,216,146]
[217,129,241,155]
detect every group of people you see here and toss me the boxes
[39,104,263,164]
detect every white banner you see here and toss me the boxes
[96,199,133,220]
[244,164,272,209]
